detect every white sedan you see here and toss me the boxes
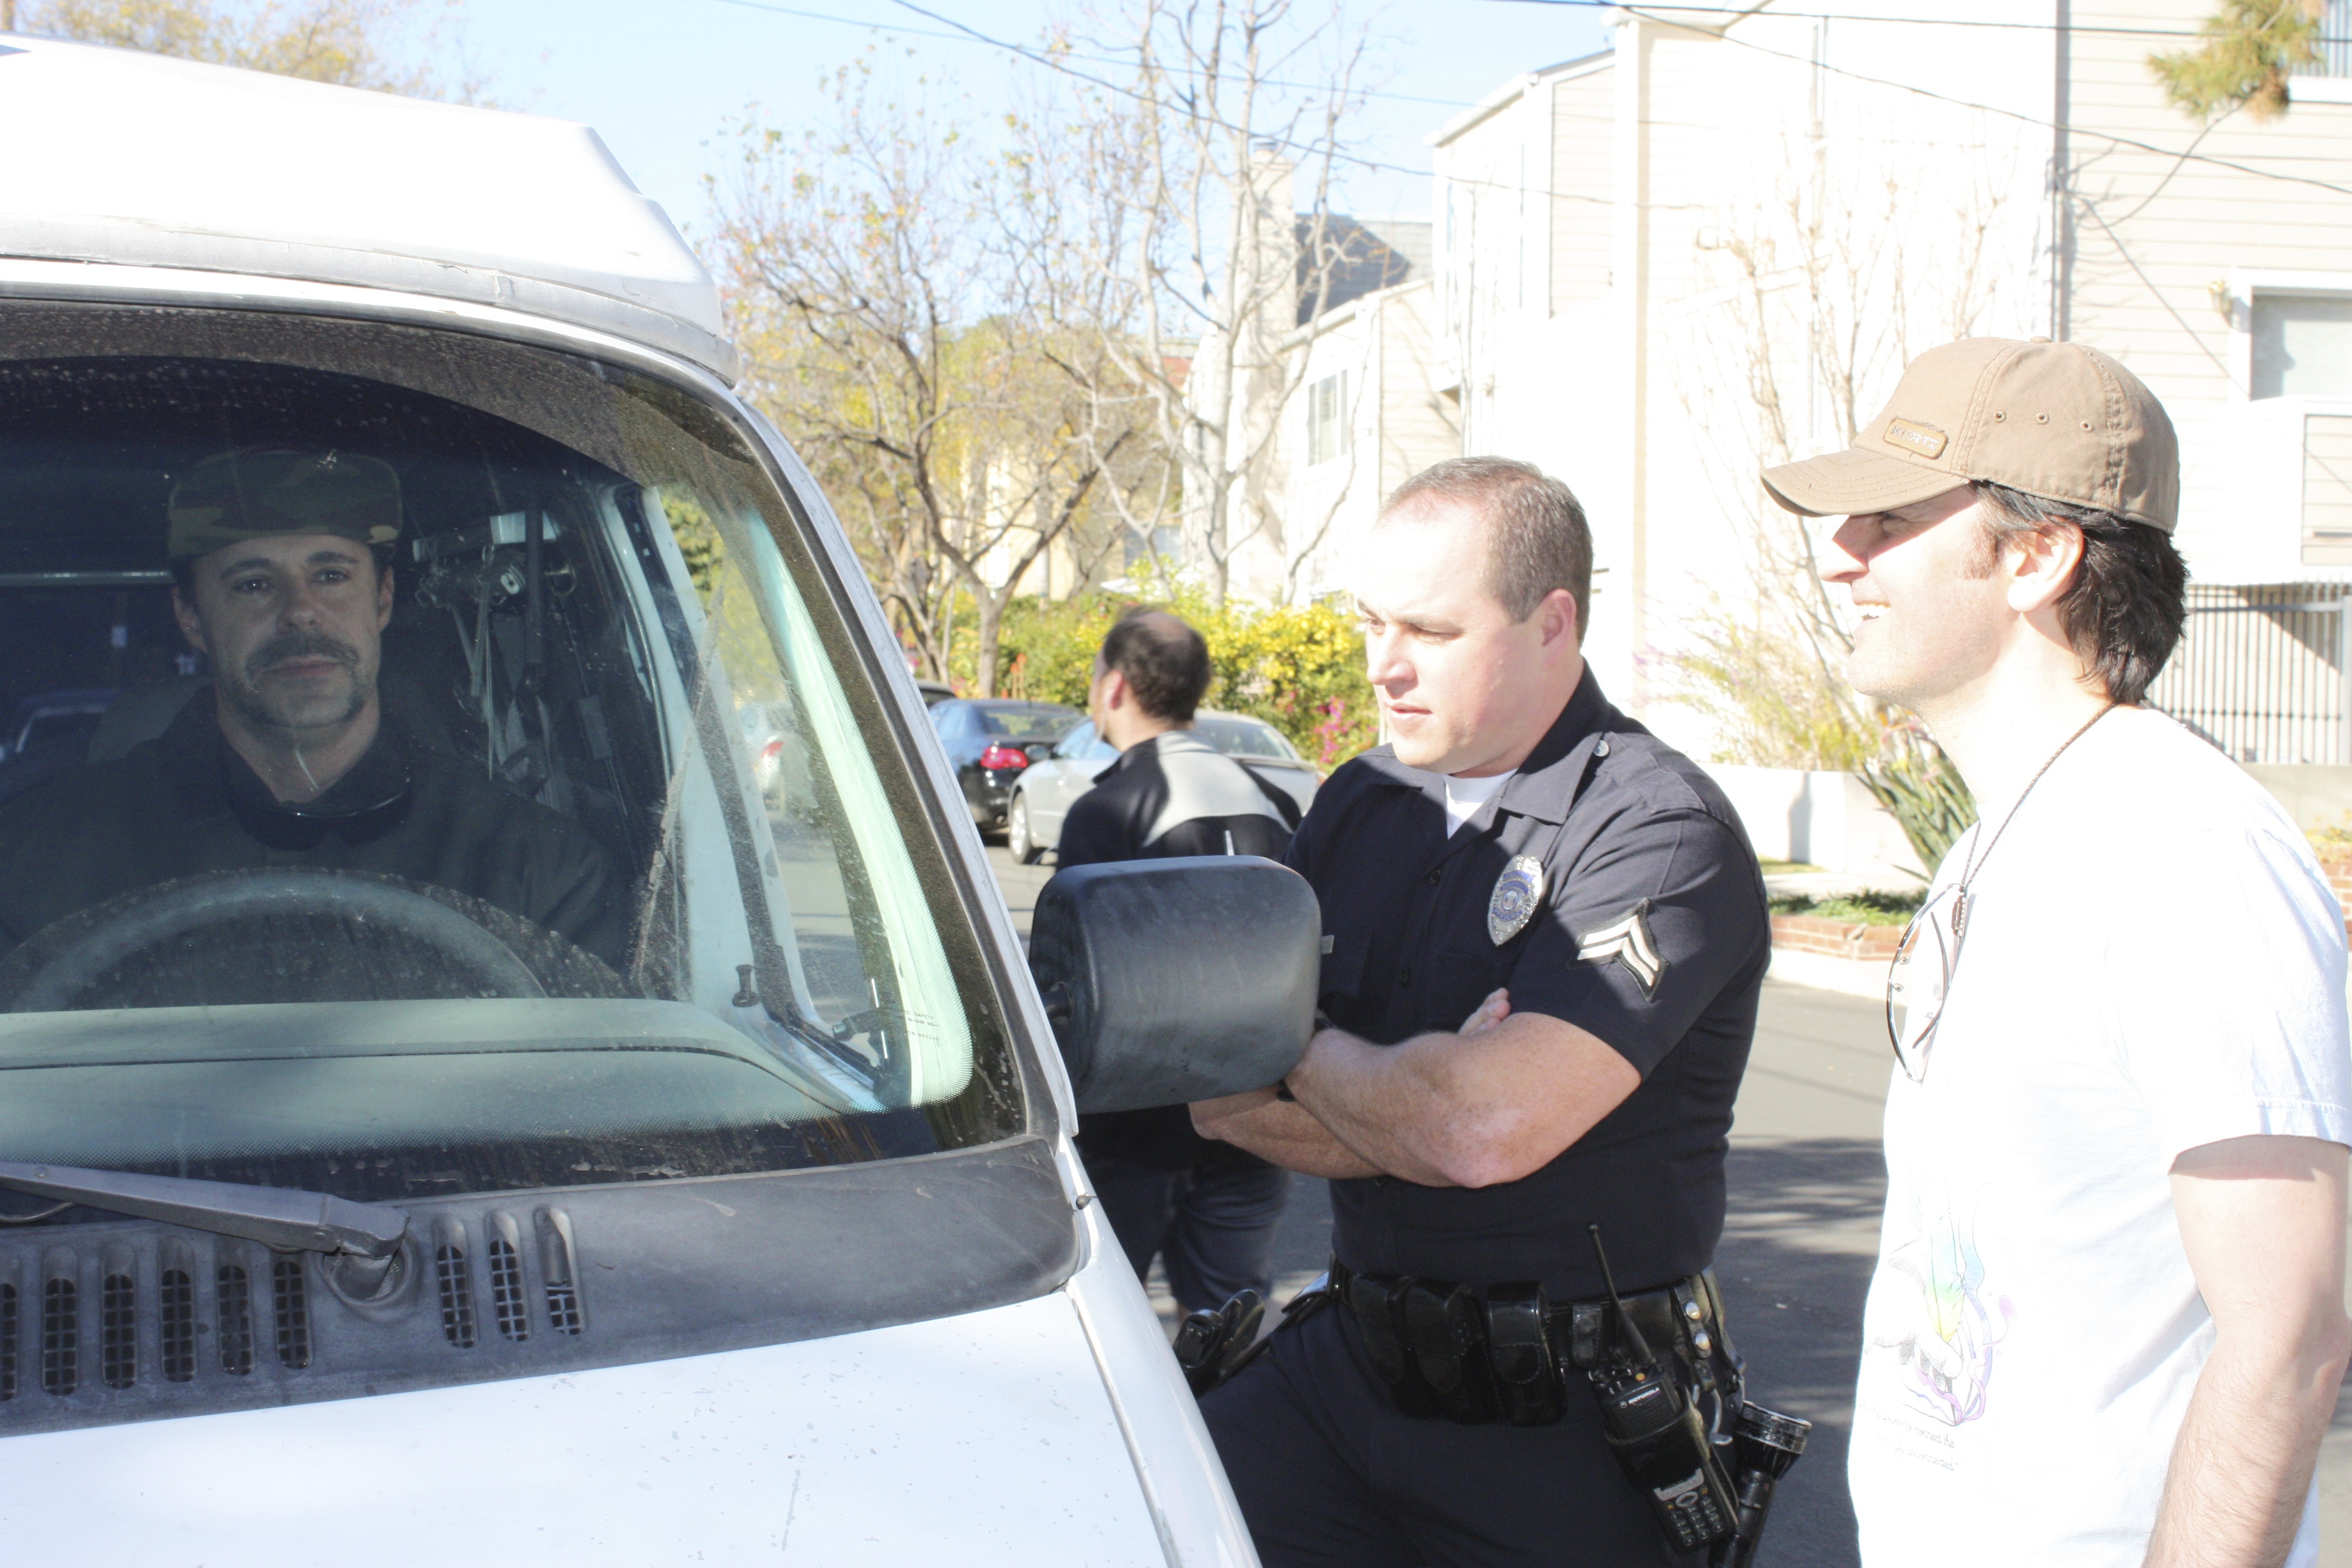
[1008,709,1321,864]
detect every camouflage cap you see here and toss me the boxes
[166,448,404,563]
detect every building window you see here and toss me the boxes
[2299,0,2350,77]
[1308,372,1350,466]
[2252,292,2352,399]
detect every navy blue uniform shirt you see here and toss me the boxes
[1291,671,1768,1299]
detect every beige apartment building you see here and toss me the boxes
[1246,0,2352,765]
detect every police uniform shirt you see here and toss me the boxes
[1292,671,1768,1300]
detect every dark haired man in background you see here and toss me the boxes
[1764,339,2352,1567]
[1061,607,1301,1313]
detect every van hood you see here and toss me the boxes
[0,1291,1167,1564]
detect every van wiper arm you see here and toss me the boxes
[0,1161,409,1259]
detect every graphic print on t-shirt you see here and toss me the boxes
[1869,1176,2013,1429]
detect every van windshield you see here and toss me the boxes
[0,308,1024,1207]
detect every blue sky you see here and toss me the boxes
[456,1,1613,242]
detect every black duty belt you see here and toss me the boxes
[1327,1259,1738,1427]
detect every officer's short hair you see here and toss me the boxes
[1381,456,1592,640]
[1097,607,1211,722]
[1970,481,2186,706]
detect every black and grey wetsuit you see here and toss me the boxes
[1055,729,1298,869]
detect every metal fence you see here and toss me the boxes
[2148,584,2352,764]
[2306,0,2352,78]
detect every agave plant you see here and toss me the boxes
[1859,721,1977,878]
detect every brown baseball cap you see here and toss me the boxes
[1760,337,2180,532]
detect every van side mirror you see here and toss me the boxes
[1028,857,1319,1115]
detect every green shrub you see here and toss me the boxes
[1768,889,1922,926]
[942,578,1379,769]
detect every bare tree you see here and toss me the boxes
[710,59,1166,695]
[1050,0,1368,604]
[1662,122,2027,864]
[19,0,494,101]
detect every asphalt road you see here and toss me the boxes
[980,843,2352,1566]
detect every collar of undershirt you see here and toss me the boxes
[1357,667,1623,826]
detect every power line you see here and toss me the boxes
[710,0,1488,111]
[1483,0,2349,44]
[1611,4,2352,201]
[742,0,2352,219]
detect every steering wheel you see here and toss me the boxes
[7,869,548,1012]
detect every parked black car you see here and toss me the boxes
[928,698,1083,835]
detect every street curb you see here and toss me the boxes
[1767,945,1888,1000]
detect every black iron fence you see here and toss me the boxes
[2311,0,2352,78]
[2149,584,2352,764]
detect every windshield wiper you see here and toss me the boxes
[0,1161,410,1297]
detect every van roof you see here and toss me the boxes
[0,35,738,381]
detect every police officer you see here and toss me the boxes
[1061,607,1301,1311]
[0,446,628,984]
[1192,456,1770,1566]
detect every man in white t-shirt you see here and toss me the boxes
[1763,337,2352,1567]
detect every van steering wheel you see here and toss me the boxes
[6,869,547,1011]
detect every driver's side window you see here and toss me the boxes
[1054,721,1097,760]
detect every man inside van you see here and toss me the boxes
[0,447,627,989]
[1061,607,1300,1313]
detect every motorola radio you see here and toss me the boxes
[1583,1225,1739,1552]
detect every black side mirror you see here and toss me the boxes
[1028,856,1319,1115]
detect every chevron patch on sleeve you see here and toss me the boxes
[1576,898,1665,999]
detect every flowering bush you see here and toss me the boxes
[942,580,1379,770]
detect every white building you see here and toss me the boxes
[1212,210,1460,605]
[1417,0,2352,763]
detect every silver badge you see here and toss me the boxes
[1487,854,1547,946]
[1577,899,1665,999]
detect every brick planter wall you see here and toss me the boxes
[1768,913,1905,963]
[2321,859,2352,946]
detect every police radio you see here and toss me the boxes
[1584,1225,1738,1552]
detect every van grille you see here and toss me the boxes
[0,1281,16,1400]
[217,1264,253,1376]
[271,1256,309,1370]
[0,1206,584,1420]
[488,1235,528,1342]
[434,1242,476,1349]
[100,1273,135,1390]
[41,1277,75,1396]
[159,1270,195,1382]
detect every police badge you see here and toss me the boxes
[1487,854,1547,945]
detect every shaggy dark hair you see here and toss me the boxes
[1381,456,1593,641]
[1970,481,2187,706]
[1097,606,1212,722]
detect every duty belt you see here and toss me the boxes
[1327,1259,1738,1427]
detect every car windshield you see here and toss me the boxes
[1194,715,1298,760]
[0,305,1023,1207]
[978,705,1079,741]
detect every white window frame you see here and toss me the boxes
[1306,370,1351,467]
[2219,270,2352,579]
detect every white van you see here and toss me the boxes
[0,35,1315,1564]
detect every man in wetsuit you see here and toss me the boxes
[1060,608,1302,1313]
[0,447,627,990]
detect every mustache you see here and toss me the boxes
[244,631,361,681]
